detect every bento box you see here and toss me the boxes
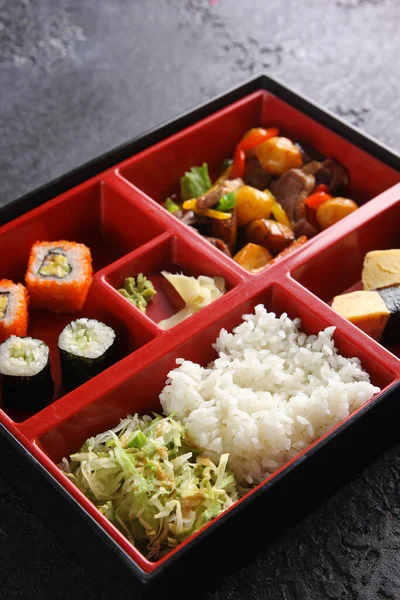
[1,74,400,591]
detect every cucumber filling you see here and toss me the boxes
[9,340,36,363]
[0,292,9,320]
[0,336,49,377]
[72,323,98,351]
[39,248,71,278]
[59,319,116,360]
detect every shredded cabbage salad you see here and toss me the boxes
[61,414,238,559]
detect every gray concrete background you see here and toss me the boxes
[1,1,400,598]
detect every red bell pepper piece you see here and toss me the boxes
[229,127,280,180]
[304,188,332,209]
[238,127,279,151]
[230,146,246,179]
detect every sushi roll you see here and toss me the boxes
[0,336,54,411]
[25,240,93,313]
[58,318,116,391]
[0,280,29,343]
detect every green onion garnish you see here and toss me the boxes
[127,431,148,448]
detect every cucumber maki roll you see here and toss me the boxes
[58,318,116,391]
[0,336,54,411]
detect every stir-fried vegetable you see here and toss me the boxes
[61,414,238,560]
[304,184,332,209]
[164,197,180,213]
[231,128,281,180]
[239,127,279,151]
[163,125,358,269]
[235,186,274,227]
[182,199,232,220]
[316,197,358,230]
[230,146,246,179]
[271,199,291,227]
[233,243,272,272]
[180,164,212,201]
[216,191,236,212]
[253,137,303,175]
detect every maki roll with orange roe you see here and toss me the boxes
[25,241,93,313]
[0,280,28,342]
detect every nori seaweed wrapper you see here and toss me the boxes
[59,344,116,392]
[1,360,54,412]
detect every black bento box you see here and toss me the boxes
[0,75,400,595]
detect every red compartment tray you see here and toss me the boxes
[1,75,400,585]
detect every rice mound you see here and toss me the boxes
[160,305,379,486]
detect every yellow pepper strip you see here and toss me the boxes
[269,195,291,228]
[182,199,232,220]
[182,199,200,210]
[202,208,233,220]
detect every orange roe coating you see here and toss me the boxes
[25,241,93,314]
[0,280,29,342]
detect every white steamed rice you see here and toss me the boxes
[160,305,379,486]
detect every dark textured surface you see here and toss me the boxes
[1,1,400,598]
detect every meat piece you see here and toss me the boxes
[243,156,272,190]
[223,178,244,194]
[295,142,325,164]
[205,237,232,257]
[301,160,323,177]
[174,210,209,229]
[268,236,308,266]
[301,158,349,195]
[245,219,295,255]
[210,209,237,253]
[270,169,315,222]
[196,178,243,210]
[292,218,319,239]
[314,159,349,194]
[196,187,223,211]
